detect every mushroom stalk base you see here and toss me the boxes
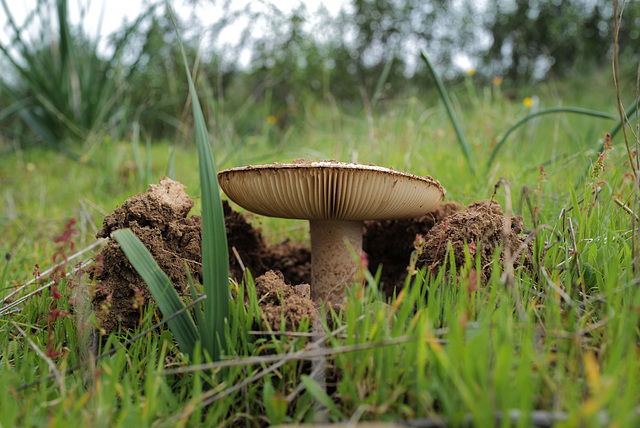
[309,219,363,306]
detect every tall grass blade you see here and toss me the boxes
[186,265,206,340]
[371,53,394,109]
[167,1,230,361]
[167,145,176,179]
[486,107,617,168]
[113,229,198,359]
[145,138,153,185]
[0,253,11,300]
[131,121,145,187]
[420,50,476,175]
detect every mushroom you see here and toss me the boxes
[217,160,445,307]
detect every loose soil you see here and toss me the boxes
[252,270,315,330]
[416,199,534,284]
[93,177,314,332]
[93,178,532,333]
[93,178,202,333]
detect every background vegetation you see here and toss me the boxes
[1,0,639,152]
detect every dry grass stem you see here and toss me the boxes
[549,317,608,339]
[567,218,587,308]
[1,239,105,309]
[1,258,96,316]
[231,246,246,274]
[613,197,640,221]
[540,267,575,309]
[160,335,447,377]
[612,0,636,178]
[169,317,356,422]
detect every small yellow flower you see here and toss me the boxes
[80,154,90,163]
[466,68,476,76]
[523,97,533,107]
[267,115,277,125]
[26,162,35,172]
[492,76,503,86]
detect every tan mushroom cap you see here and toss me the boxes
[217,161,446,220]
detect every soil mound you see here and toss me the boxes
[363,201,463,295]
[417,200,533,283]
[94,178,202,332]
[253,270,315,330]
[93,177,313,333]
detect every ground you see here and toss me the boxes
[93,178,532,332]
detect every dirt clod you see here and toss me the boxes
[93,178,203,332]
[97,177,194,236]
[417,199,533,283]
[252,270,316,330]
[94,177,313,333]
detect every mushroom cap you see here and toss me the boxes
[217,161,446,221]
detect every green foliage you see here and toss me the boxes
[2,0,638,154]
[0,0,152,153]
[483,0,640,81]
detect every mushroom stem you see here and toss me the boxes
[309,219,363,306]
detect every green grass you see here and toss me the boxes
[1,72,640,426]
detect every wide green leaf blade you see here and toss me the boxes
[167,1,230,361]
[113,229,199,359]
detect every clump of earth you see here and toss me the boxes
[93,177,532,333]
[93,178,202,333]
[417,199,534,284]
[93,177,315,332]
[252,270,315,330]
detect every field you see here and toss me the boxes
[1,63,640,427]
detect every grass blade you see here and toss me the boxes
[486,107,617,168]
[186,265,206,340]
[371,53,394,109]
[420,50,476,175]
[167,1,229,361]
[113,229,198,359]
[131,121,146,187]
[300,375,345,419]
